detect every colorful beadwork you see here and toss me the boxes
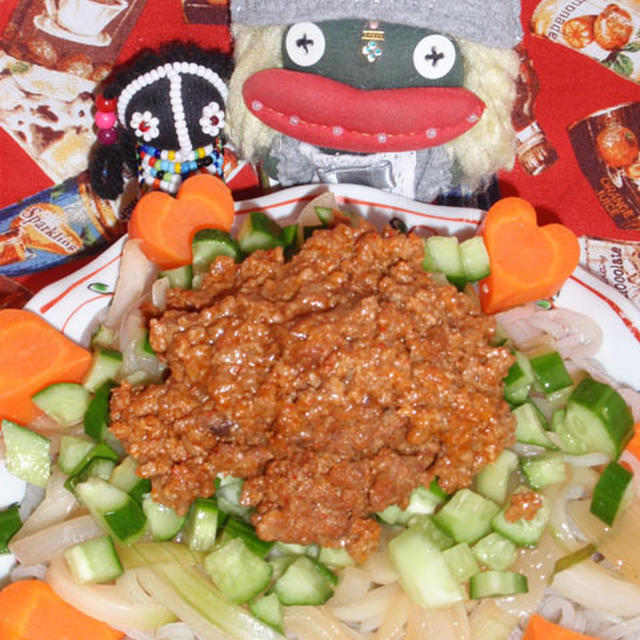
[137,139,224,193]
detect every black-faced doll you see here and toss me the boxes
[90,43,233,200]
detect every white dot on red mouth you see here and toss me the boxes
[467,114,479,123]
[426,128,438,139]
[332,126,344,136]
[289,115,300,125]
[377,133,387,144]
[251,100,263,111]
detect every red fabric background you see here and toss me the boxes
[0,0,639,293]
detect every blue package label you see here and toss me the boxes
[0,171,123,277]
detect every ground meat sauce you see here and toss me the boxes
[504,490,544,523]
[109,218,516,560]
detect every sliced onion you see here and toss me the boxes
[105,239,157,332]
[133,567,235,640]
[151,276,170,312]
[10,562,47,581]
[15,467,79,538]
[284,605,359,640]
[329,583,396,624]
[564,452,611,467]
[374,586,411,640]
[47,556,176,630]
[327,566,371,607]
[9,514,102,565]
[405,601,471,640]
[551,559,640,618]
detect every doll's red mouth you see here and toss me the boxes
[243,69,485,154]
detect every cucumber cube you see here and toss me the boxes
[32,382,91,427]
[433,489,499,544]
[76,477,147,544]
[273,556,335,606]
[2,419,50,487]
[388,526,464,608]
[64,535,123,584]
[205,537,273,603]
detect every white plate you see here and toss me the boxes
[3,183,640,580]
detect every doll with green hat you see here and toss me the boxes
[226,0,523,206]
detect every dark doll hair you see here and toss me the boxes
[89,42,234,200]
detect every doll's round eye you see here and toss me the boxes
[412,34,457,80]
[285,22,326,67]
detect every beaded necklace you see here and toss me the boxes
[137,138,224,193]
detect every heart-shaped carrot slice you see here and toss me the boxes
[128,174,235,270]
[479,197,580,315]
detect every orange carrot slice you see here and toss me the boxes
[625,422,640,461]
[479,197,580,315]
[0,579,123,640]
[0,309,92,425]
[523,614,599,640]
[128,173,235,269]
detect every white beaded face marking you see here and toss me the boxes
[199,101,226,137]
[118,62,230,153]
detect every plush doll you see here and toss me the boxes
[89,43,233,200]
[226,1,523,206]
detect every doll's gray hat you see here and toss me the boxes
[230,0,523,49]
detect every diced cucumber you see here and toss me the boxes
[216,475,251,520]
[281,224,300,257]
[83,348,123,393]
[460,236,490,281]
[76,477,147,543]
[109,455,151,503]
[433,489,499,544]
[491,486,550,547]
[268,554,298,583]
[503,351,535,405]
[0,505,21,553]
[147,562,282,640]
[191,229,243,288]
[590,461,633,526]
[90,323,116,350]
[377,483,446,525]
[513,402,557,449]
[423,236,466,289]
[158,264,193,290]
[475,449,519,506]
[388,525,464,609]
[520,452,566,490]
[32,382,91,427]
[272,556,335,606]
[183,497,219,552]
[65,441,119,478]
[142,495,186,541]
[528,350,573,396]
[83,380,114,442]
[65,457,117,494]
[219,517,274,558]
[317,546,355,569]
[2,419,50,487]
[472,532,517,571]
[249,593,284,635]
[57,435,95,474]
[237,212,283,254]
[469,570,528,599]
[64,535,123,584]
[205,537,273,603]
[442,543,480,582]
[411,515,455,550]
[559,378,634,459]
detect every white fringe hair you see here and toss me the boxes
[227,23,520,187]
